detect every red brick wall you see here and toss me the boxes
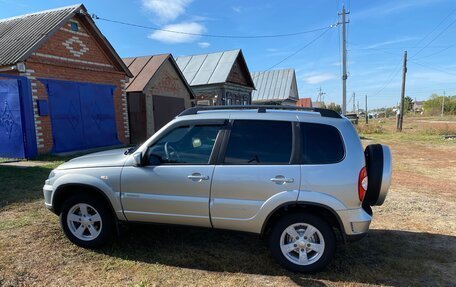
[20,15,129,153]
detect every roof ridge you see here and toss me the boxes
[122,53,170,60]
[175,48,240,59]
[0,4,82,23]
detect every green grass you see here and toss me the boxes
[0,164,59,208]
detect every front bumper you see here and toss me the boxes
[43,183,54,212]
[337,207,372,237]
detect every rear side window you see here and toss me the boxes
[301,123,344,164]
[224,120,292,164]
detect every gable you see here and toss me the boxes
[0,4,131,76]
[227,57,250,87]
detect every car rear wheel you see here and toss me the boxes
[269,213,336,273]
[60,194,114,248]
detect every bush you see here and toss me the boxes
[356,124,385,134]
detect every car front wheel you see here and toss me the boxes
[269,213,336,273]
[60,194,114,248]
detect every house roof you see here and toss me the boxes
[250,68,298,102]
[175,49,254,88]
[122,54,194,97]
[0,4,132,76]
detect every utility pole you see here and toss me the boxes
[352,92,356,113]
[317,87,326,103]
[339,6,349,115]
[357,100,360,114]
[365,94,368,124]
[441,90,446,117]
[397,50,407,132]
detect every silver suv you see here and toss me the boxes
[43,106,391,273]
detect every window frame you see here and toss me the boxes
[143,119,227,166]
[297,122,346,165]
[217,119,300,165]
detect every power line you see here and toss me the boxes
[409,60,456,76]
[371,58,403,97]
[411,15,456,59]
[92,14,335,39]
[414,41,456,60]
[410,7,456,52]
[253,26,335,79]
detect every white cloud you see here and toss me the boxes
[366,37,420,49]
[303,73,337,84]
[232,6,241,13]
[197,42,210,48]
[148,22,205,43]
[142,0,192,22]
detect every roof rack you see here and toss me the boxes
[178,105,342,118]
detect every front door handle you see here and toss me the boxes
[270,175,294,184]
[188,173,210,182]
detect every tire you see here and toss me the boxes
[268,213,336,273]
[364,144,384,206]
[59,194,114,248]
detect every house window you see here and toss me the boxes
[71,22,79,32]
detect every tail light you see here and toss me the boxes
[358,167,368,202]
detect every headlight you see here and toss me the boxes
[48,170,56,179]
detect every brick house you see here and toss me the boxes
[122,54,194,144]
[0,4,132,156]
[175,49,255,106]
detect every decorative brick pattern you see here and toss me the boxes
[62,36,89,57]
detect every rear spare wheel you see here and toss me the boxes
[364,144,392,206]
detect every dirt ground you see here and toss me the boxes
[0,116,455,287]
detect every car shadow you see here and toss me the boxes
[0,165,54,208]
[99,224,455,286]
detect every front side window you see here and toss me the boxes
[300,123,344,164]
[224,120,293,164]
[146,124,221,164]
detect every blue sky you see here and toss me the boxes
[2,0,456,109]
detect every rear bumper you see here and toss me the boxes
[336,207,372,236]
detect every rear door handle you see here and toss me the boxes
[270,175,294,184]
[188,173,209,182]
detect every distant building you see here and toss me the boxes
[175,49,255,106]
[123,54,194,143]
[312,101,325,108]
[250,68,299,105]
[413,100,424,113]
[296,98,312,108]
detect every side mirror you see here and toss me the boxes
[132,152,142,167]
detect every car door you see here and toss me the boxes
[210,119,301,231]
[121,120,225,227]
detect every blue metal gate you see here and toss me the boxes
[42,79,120,153]
[0,75,37,159]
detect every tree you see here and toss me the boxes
[326,102,341,114]
[404,96,414,112]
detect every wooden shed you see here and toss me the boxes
[123,54,194,144]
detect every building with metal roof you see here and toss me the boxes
[175,49,255,106]
[250,68,299,105]
[122,54,194,143]
[0,4,132,157]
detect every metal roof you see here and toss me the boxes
[122,54,194,97]
[175,49,254,87]
[0,4,132,77]
[0,5,81,66]
[250,68,299,102]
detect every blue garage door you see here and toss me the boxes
[0,76,37,159]
[43,79,120,153]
